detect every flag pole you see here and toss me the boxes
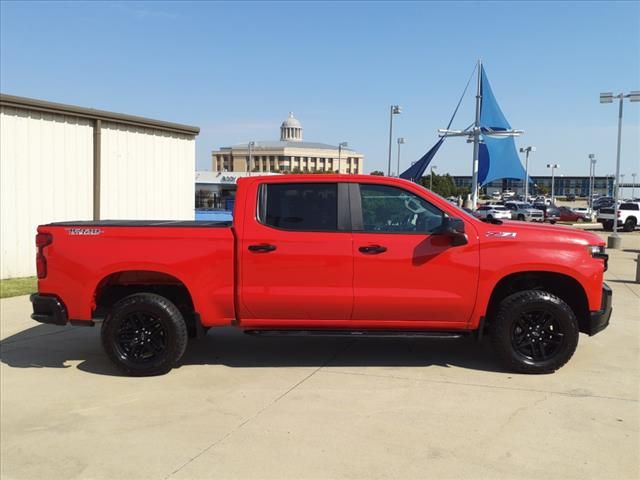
[471,59,482,209]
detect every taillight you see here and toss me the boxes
[35,233,53,279]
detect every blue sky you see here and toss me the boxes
[1,1,639,178]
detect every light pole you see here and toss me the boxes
[396,137,405,177]
[547,164,559,202]
[588,154,596,209]
[338,141,348,173]
[519,146,536,200]
[600,91,640,244]
[248,141,255,175]
[430,165,438,190]
[632,173,637,199]
[387,105,401,176]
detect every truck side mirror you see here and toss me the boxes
[439,217,468,246]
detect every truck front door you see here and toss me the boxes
[350,183,479,326]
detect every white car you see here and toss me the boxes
[503,202,545,222]
[474,205,512,221]
[572,207,595,221]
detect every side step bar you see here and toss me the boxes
[243,329,467,339]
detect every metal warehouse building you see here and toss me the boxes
[0,94,199,278]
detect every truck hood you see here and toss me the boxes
[477,220,605,246]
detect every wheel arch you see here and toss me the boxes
[93,270,200,334]
[484,271,590,334]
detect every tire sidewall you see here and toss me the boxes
[102,294,187,376]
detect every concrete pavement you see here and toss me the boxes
[1,231,638,480]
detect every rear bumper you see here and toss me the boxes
[584,283,612,336]
[30,294,68,326]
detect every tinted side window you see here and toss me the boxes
[359,184,443,233]
[620,203,639,211]
[263,183,337,231]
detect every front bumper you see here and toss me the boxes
[30,294,68,326]
[584,283,612,336]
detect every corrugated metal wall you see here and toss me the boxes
[100,123,194,220]
[0,107,94,279]
[0,108,196,279]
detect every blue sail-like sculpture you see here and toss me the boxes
[399,138,444,181]
[478,66,526,185]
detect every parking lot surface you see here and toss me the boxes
[1,231,639,480]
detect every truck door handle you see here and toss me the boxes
[358,245,387,254]
[248,244,277,253]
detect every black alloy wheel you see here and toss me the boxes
[101,293,188,376]
[491,290,579,374]
[114,312,167,363]
[511,309,564,362]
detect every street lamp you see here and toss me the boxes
[248,141,255,175]
[547,164,559,202]
[632,173,637,199]
[387,105,401,176]
[338,141,348,173]
[519,146,536,201]
[588,154,596,209]
[430,165,438,190]
[600,91,640,245]
[396,137,405,177]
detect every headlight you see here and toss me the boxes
[588,245,608,271]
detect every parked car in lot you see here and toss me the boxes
[503,201,544,222]
[572,207,595,222]
[533,203,561,224]
[597,202,640,232]
[474,205,512,221]
[30,175,611,376]
[558,206,590,223]
[593,196,615,211]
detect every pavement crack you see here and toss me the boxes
[164,340,354,479]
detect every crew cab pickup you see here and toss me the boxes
[31,175,612,376]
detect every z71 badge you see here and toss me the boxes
[65,228,104,236]
[486,231,517,238]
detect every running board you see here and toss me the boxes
[243,329,467,339]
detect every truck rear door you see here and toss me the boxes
[238,181,353,323]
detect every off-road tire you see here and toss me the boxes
[623,217,637,232]
[491,290,579,374]
[101,293,188,376]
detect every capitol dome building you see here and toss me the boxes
[211,113,364,174]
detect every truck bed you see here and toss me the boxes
[47,220,232,227]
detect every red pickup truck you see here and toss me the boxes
[30,175,611,376]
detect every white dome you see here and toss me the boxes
[281,112,301,128]
[280,112,303,142]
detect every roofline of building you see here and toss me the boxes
[0,93,200,136]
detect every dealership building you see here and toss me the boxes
[452,175,615,197]
[0,94,199,278]
[211,113,364,175]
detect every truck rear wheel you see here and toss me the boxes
[101,293,188,376]
[623,217,636,232]
[491,290,578,374]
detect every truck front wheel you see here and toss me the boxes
[101,293,188,376]
[491,290,579,374]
